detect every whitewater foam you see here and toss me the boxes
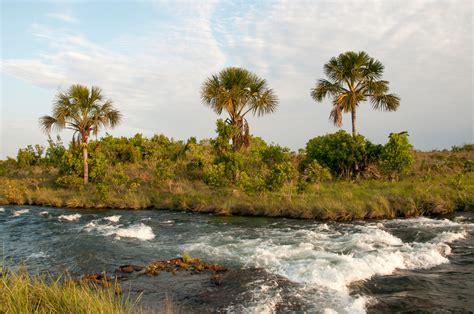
[39,211,49,216]
[104,215,121,223]
[0,207,5,213]
[183,217,468,313]
[58,213,81,221]
[12,209,29,217]
[84,221,155,241]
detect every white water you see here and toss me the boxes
[39,211,49,215]
[84,221,155,240]
[104,215,121,223]
[58,213,81,221]
[183,218,471,313]
[12,209,29,217]
[0,207,5,213]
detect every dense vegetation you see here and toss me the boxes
[1,126,472,220]
[1,52,472,220]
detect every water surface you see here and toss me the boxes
[1,205,473,313]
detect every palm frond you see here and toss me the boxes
[370,93,400,111]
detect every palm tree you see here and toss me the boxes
[39,84,122,184]
[201,67,278,150]
[311,51,400,137]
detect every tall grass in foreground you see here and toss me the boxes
[0,268,139,313]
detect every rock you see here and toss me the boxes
[117,264,143,273]
[210,273,223,286]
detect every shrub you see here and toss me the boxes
[302,160,332,183]
[155,159,176,181]
[261,144,290,166]
[304,130,367,178]
[265,162,297,191]
[45,135,66,165]
[17,145,44,168]
[204,164,228,188]
[55,174,83,188]
[380,132,414,179]
[238,171,265,194]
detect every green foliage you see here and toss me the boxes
[261,144,290,166]
[88,150,107,182]
[17,145,44,168]
[380,132,414,178]
[55,174,83,188]
[304,130,367,177]
[155,159,176,181]
[59,149,83,177]
[204,164,228,188]
[45,136,66,165]
[211,119,238,156]
[302,160,332,183]
[238,171,265,194]
[452,144,474,152]
[265,162,297,191]
[464,160,474,173]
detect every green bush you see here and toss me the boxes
[155,159,176,181]
[261,144,290,166]
[265,161,296,191]
[17,145,44,168]
[204,164,228,188]
[302,160,332,183]
[55,174,83,188]
[45,136,66,165]
[304,130,367,178]
[239,171,265,194]
[380,132,414,178]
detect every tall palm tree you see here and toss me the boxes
[201,67,278,150]
[39,84,122,184]
[311,51,400,137]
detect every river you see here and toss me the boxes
[1,205,473,313]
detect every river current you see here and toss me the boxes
[1,205,473,313]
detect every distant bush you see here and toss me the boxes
[238,171,265,194]
[17,145,44,168]
[302,160,332,183]
[452,144,474,152]
[304,130,368,178]
[56,174,83,188]
[204,164,228,188]
[380,132,414,179]
[265,161,297,191]
[261,144,290,166]
[44,136,66,165]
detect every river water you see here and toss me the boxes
[1,205,473,313]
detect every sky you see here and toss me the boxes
[0,0,473,159]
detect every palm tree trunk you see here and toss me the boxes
[351,107,357,137]
[351,107,359,173]
[82,142,89,184]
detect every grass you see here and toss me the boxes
[0,268,139,314]
[0,149,472,220]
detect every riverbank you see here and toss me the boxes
[2,141,473,220]
[1,171,472,220]
[0,269,140,313]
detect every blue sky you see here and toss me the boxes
[1,0,473,158]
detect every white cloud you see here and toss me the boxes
[47,13,78,24]
[1,0,472,158]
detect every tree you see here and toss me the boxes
[311,51,400,137]
[39,84,121,184]
[201,67,278,150]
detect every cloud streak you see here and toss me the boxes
[1,0,472,158]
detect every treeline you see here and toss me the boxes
[5,123,417,191]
